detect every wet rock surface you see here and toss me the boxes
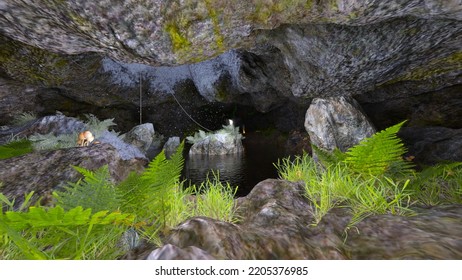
[150,179,462,260]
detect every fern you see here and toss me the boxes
[29,132,77,150]
[0,205,134,259]
[10,112,37,126]
[0,139,34,159]
[83,114,117,137]
[139,141,185,233]
[54,166,119,212]
[344,121,413,176]
[311,145,346,167]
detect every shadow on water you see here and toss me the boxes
[182,132,291,197]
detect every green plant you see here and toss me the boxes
[344,121,414,177]
[192,172,239,223]
[0,142,242,259]
[83,113,117,137]
[29,132,77,150]
[29,114,117,151]
[186,124,243,144]
[0,205,133,259]
[10,112,37,126]
[0,139,34,159]
[54,166,120,212]
[118,141,185,238]
[276,121,461,228]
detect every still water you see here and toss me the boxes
[182,132,291,197]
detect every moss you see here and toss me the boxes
[384,51,462,85]
[205,0,225,52]
[165,22,192,54]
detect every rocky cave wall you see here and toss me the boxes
[0,0,462,162]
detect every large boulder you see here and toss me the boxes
[119,123,155,153]
[0,143,147,206]
[189,132,243,155]
[149,179,462,260]
[304,96,376,151]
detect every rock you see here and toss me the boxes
[147,244,215,260]
[120,123,155,153]
[1,1,461,66]
[304,96,376,151]
[0,113,86,144]
[97,131,147,161]
[0,143,147,206]
[189,132,243,155]
[158,179,462,259]
[399,126,462,165]
[163,136,180,156]
[1,3,461,137]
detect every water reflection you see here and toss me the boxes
[182,132,290,196]
[183,152,246,189]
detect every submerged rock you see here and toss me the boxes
[152,179,462,260]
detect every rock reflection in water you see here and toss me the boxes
[183,152,246,193]
[182,132,290,196]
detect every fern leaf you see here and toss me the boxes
[344,121,413,176]
[0,139,34,159]
[0,217,47,260]
[54,165,119,212]
[311,145,346,167]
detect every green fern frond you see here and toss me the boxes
[0,205,134,259]
[140,142,184,230]
[29,132,77,150]
[344,121,413,176]
[83,114,117,137]
[10,112,37,126]
[54,165,119,212]
[311,145,346,167]
[0,139,34,159]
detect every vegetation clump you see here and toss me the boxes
[276,121,462,226]
[0,142,239,259]
[186,123,243,144]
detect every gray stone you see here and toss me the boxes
[97,131,147,161]
[159,179,462,260]
[163,136,180,156]
[1,1,461,66]
[189,132,243,156]
[304,96,376,152]
[0,113,86,144]
[0,143,147,207]
[120,123,155,153]
[399,126,462,165]
[146,244,215,260]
